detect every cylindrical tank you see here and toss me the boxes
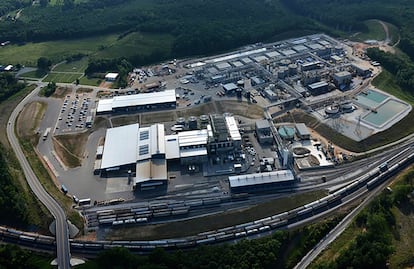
[200,115,208,123]
[177,117,186,126]
[278,67,288,79]
[188,116,198,130]
[237,80,244,87]
[334,45,342,54]
[280,59,291,66]
[288,64,297,76]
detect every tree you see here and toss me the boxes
[39,0,48,7]
[37,57,52,71]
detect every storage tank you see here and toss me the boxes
[288,64,297,76]
[237,80,245,87]
[278,67,289,79]
[334,45,343,54]
[188,116,198,130]
[278,126,295,140]
[199,114,209,124]
[176,117,186,126]
[280,59,291,66]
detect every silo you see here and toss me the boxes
[199,114,209,124]
[176,117,186,126]
[278,67,288,79]
[188,116,198,130]
[288,64,298,76]
[280,59,291,66]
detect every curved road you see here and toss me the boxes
[7,83,71,269]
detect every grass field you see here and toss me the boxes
[107,190,327,240]
[18,70,47,79]
[43,72,82,83]
[94,32,174,60]
[0,32,173,66]
[52,57,89,73]
[353,19,386,42]
[372,70,414,105]
[79,76,102,86]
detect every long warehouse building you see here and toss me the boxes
[96,90,177,114]
[229,170,295,193]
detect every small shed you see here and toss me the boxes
[105,73,119,81]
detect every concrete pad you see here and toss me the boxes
[105,177,133,193]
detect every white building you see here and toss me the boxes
[229,170,295,193]
[96,90,177,114]
[105,72,119,81]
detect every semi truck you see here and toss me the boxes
[42,128,51,140]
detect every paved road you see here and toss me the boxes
[7,83,71,269]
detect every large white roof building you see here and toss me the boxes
[101,124,140,170]
[96,90,176,114]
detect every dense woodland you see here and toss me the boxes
[0,74,28,228]
[0,143,28,227]
[0,73,25,102]
[0,0,316,58]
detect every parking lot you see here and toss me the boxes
[54,89,97,135]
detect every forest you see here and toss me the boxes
[0,0,316,58]
[0,143,28,227]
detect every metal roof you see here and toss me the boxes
[225,116,241,141]
[96,99,113,113]
[240,58,252,64]
[165,135,180,159]
[112,90,176,109]
[253,55,269,62]
[265,51,281,58]
[205,48,267,64]
[279,49,296,56]
[178,129,208,147]
[178,130,208,148]
[231,61,244,67]
[255,120,271,130]
[292,45,308,52]
[295,123,311,137]
[215,62,231,70]
[105,73,119,79]
[229,170,294,188]
[223,83,238,92]
[150,124,165,156]
[97,90,176,113]
[135,159,167,184]
[308,81,328,89]
[307,43,324,50]
[101,124,139,169]
[180,148,208,158]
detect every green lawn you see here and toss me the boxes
[372,70,414,105]
[352,19,386,42]
[52,57,89,73]
[18,70,47,79]
[79,76,102,86]
[43,72,81,83]
[0,32,173,66]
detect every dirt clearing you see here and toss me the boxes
[53,132,89,168]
